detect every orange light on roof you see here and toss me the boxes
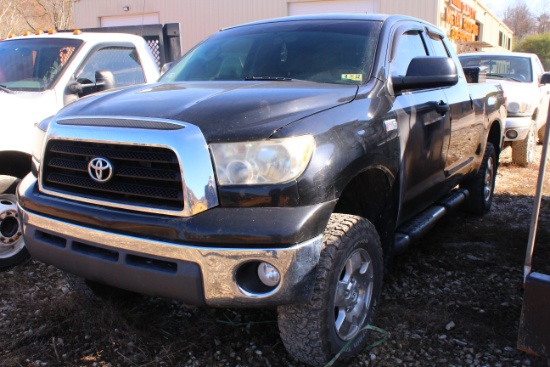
[48,29,57,34]
[73,29,83,35]
[22,31,32,36]
[35,30,44,35]
[7,33,15,38]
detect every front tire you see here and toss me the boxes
[0,176,29,271]
[461,142,496,215]
[277,214,383,366]
[512,122,536,166]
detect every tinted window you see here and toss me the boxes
[76,47,145,87]
[430,35,449,57]
[161,20,382,85]
[390,31,428,76]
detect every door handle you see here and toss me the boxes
[430,100,449,115]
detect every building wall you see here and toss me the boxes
[72,0,513,55]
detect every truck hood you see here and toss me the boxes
[494,80,539,104]
[0,90,58,154]
[56,80,359,141]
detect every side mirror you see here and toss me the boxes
[541,72,550,85]
[392,56,458,93]
[95,70,115,91]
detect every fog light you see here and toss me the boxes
[257,262,280,287]
[506,130,519,139]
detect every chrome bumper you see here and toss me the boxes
[20,206,322,307]
[504,116,533,141]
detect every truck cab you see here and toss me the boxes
[0,30,162,270]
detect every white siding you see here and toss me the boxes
[288,1,379,15]
[73,0,512,54]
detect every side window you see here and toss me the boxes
[390,31,428,76]
[430,34,449,57]
[75,47,145,88]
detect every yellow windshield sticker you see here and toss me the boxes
[341,74,363,82]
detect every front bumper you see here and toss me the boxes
[504,116,532,141]
[18,175,328,307]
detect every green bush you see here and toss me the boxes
[514,33,550,70]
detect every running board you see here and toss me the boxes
[394,189,469,254]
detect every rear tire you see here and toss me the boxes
[0,176,29,271]
[512,122,536,166]
[461,142,496,215]
[277,214,383,366]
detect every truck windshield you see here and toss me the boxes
[0,38,82,91]
[459,55,533,83]
[161,20,382,85]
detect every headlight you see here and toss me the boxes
[210,135,315,185]
[507,101,533,115]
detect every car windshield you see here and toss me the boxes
[459,55,533,83]
[161,20,382,85]
[0,38,82,91]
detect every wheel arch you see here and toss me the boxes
[487,120,503,160]
[0,151,32,179]
[333,167,397,265]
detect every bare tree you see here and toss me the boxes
[503,0,535,41]
[0,0,23,38]
[16,0,73,32]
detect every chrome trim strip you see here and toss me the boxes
[39,115,219,217]
[21,208,323,306]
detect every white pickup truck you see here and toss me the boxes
[459,52,550,166]
[0,30,162,270]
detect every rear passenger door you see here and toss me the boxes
[426,28,480,177]
[390,24,451,223]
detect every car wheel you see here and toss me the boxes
[512,122,536,166]
[0,176,29,271]
[461,142,497,215]
[277,214,383,366]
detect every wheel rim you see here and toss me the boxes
[0,194,25,259]
[333,248,374,341]
[483,155,494,203]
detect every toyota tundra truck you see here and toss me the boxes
[17,14,506,366]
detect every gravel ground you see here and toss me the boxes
[1,145,550,367]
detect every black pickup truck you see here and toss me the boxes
[18,14,506,366]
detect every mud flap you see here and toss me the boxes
[518,272,550,358]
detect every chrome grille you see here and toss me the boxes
[42,140,183,210]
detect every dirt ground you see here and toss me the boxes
[1,144,550,367]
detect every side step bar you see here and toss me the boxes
[394,189,469,254]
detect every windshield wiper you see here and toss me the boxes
[487,73,524,82]
[244,76,292,81]
[0,85,13,94]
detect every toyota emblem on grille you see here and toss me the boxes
[88,157,113,183]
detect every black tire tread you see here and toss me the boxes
[277,214,382,366]
[461,142,496,215]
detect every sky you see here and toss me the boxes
[482,0,548,18]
